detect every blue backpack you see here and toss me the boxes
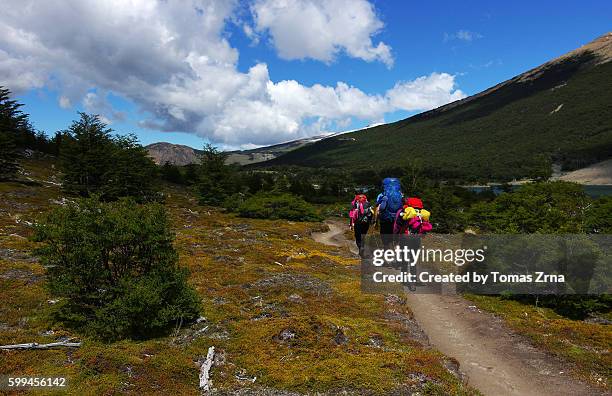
[378,178,403,222]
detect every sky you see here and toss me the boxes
[1,0,610,150]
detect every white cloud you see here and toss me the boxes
[250,0,393,67]
[387,73,466,111]
[444,30,483,42]
[0,0,464,148]
[82,91,126,124]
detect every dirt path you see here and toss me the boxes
[312,220,606,396]
[311,220,359,255]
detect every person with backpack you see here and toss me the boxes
[393,197,433,236]
[393,196,433,290]
[375,178,404,250]
[349,193,373,257]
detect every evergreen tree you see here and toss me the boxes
[60,113,159,201]
[102,134,159,202]
[160,161,185,184]
[60,113,115,196]
[0,131,19,180]
[197,144,237,205]
[0,87,30,180]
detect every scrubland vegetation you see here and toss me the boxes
[0,159,477,394]
[0,86,610,393]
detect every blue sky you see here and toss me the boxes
[2,0,611,149]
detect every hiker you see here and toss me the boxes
[375,178,403,250]
[349,193,374,257]
[393,197,433,290]
[393,197,432,236]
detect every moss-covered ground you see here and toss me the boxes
[0,158,476,395]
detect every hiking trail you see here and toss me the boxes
[312,219,606,396]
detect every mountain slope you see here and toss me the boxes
[146,133,344,166]
[146,142,201,166]
[264,33,612,182]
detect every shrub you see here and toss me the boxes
[470,181,590,233]
[33,196,200,341]
[585,196,612,233]
[238,192,322,222]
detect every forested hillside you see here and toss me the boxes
[265,34,612,182]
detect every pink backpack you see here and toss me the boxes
[349,194,369,226]
[408,216,433,234]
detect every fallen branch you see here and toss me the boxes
[0,340,81,350]
[199,346,215,391]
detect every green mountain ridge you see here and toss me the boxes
[263,33,612,182]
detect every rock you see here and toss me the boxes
[333,328,349,345]
[385,294,406,306]
[443,357,464,381]
[287,294,302,303]
[368,334,384,348]
[584,315,612,325]
[277,328,296,342]
[251,312,272,321]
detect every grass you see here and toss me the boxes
[0,158,477,395]
[464,294,611,390]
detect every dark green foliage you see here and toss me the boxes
[197,144,240,205]
[0,87,30,180]
[238,192,322,221]
[102,134,159,201]
[60,113,159,201]
[505,294,611,320]
[470,181,590,233]
[585,196,612,233]
[160,161,185,184]
[419,186,470,233]
[468,182,611,320]
[266,54,612,182]
[33,196,201,341]
[0,131,19,180]
[0,87,56,174]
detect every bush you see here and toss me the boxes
[238,192,322,222]
[33,196,200,341]
[470,181,590,233]
[585,196,612,233]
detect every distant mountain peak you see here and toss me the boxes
[146,142,200,166]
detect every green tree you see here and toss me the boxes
[60,113,115,196]
[102,134,159,202]
[60,113,158,201]
[197,144,237,205]
[0,87,32,180]
[0,132,19,180]
[420,186,470,233]
[160,161,185,184]
[33,196,201,340]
